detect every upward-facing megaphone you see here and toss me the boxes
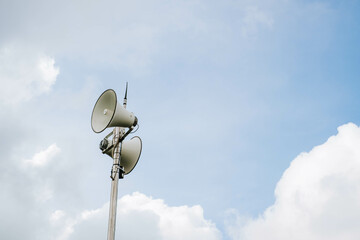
[103,136,142,174]
[91,89,138,133]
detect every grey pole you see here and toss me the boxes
[107,126,123,240]
[107,83,129,240]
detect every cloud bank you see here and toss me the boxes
[0,44,59,104]
[1,140,221,240]
[25,143,61,167]
[2,118,360,240]
[55,192,222,240]
[227,123,360,240]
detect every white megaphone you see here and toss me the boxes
[103,136,142,175]
[91,89,138,133]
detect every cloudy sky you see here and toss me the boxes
[1,0,360,239]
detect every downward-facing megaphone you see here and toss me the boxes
[103,136,142,174]
[91,89,138,133]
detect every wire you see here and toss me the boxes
[130,124,140,134]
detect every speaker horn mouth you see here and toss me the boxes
[122,136,142,175]
[91,89,118,133]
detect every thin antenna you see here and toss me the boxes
[123,82,128,109]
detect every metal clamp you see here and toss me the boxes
[110,164,125,180]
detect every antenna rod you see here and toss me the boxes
[123,82,128,109]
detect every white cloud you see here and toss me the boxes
[0,44,59,104]
[25,143,61,167]
[37,55,59,91]
[50,210,66,223]
[0,140,65,239]
[227,123,360,240]
[58,192,222,240]
[21,143,61,203]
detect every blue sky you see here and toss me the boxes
[1,0,360,239]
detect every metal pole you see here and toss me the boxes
[107,126,122,240]
[107,83,129,240]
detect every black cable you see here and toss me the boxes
[130,124,140,134]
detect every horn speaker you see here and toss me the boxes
[104,136,142,174]
[91,89,137,133]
